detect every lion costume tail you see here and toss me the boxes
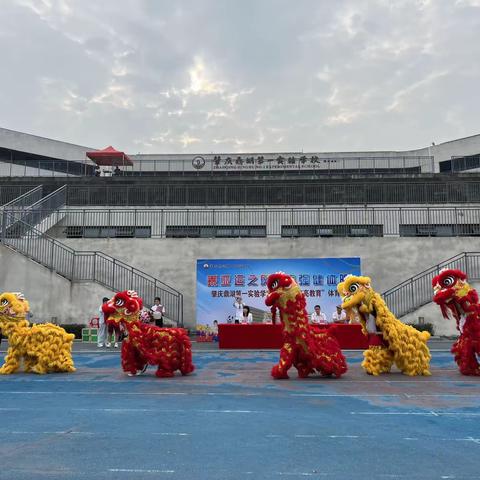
[177,328,195,376]
[308,329,348,378]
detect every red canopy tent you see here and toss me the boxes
[86,146,133,167]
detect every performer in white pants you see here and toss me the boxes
[97,297,110,347]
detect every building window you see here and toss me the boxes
[281,225,383,237]
[399,224,480,237]
[165,225,266,238]
[65,226,152,238]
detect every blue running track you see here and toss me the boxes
[0,350,479,480]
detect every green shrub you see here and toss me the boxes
[407,322,434,336]
[59,324,84,339]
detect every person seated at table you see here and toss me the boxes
[310,305,328,325]
[331,305,348,324]
[348,309,361,324]
[241,306,253,324]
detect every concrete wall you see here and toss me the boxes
[0,245,112,325]
[51,236,480,335]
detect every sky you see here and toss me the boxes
[1,0,479,154]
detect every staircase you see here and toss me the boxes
[2,185,67,235]
[383,252,480,318]
[0,190,184,326]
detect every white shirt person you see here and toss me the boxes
[332,306,348,323]
[233,296,244,321]
[150,297,166,327]
[241,306,253,324]
[310,305,328,324]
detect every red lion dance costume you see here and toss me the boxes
[102,290,195,377]
[432,269,480,376]
[265,272,347,379]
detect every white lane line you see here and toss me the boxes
[72,408,263,414]
[276,473,325,477]
[351,411,480,416]
[109,469,174,474]
[152,433,190,436]
[1,431,94,435]
[293,393,480,398]
[291,394,401,397]
[268,434,363,440]
[0,391,188,396]
[405,394,480,397]
[452,437,480,444]
[0,390,261,397]
[5,391,478,399]
[0,407,263,414]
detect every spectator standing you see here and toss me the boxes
[97,297,110,348]
[310,305,328,325]
[150,297,165,328]
[332,305,348,324]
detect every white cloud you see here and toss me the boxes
[183,57,226,95]
[386,71,449,112]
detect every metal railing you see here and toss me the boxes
[0,212,184,325]
[0,185,39,205]
[0,155,435,177]
[383,252,480,318]
[30,206,480,238]
[65,181,480,206]
[1,185,43,231]
[3,185,67,236]
[2,185,43,209]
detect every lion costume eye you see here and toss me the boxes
[441,276,455,288]
[271,280,279,289]
[1,298,9,306]
[348,283,359,293]
[115,298,125,307]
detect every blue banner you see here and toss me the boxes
[196,257,361,326]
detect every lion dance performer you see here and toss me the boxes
[102,290,195,377]
[337,275,431,376]
[265,272,347,379]
[432,269,480,376]
[0,292,75,374]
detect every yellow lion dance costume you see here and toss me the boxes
[337,276,431,376]
[0,292,75,374]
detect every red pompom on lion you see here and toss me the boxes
[102,290,194,378]
[265,272,347,379]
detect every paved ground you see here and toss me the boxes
[0,343,479,480]
[1,337,455,354]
